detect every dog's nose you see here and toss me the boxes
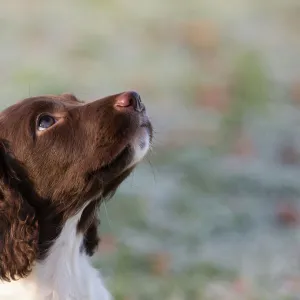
[115,91,145,112]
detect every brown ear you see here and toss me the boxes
[0,140,38,281]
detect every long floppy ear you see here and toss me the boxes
[0,140,38,281]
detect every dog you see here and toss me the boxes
[0,91,152,300]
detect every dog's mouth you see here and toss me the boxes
[100,145,132,174]
[90,120,152,185]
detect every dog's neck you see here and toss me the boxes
[0,209,111,300]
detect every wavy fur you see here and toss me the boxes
[0,140,38,281]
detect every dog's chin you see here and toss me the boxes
[127,125,151,167]
[114,125,151,172]
[91,123,152,188]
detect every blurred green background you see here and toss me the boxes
[2,1,300,299]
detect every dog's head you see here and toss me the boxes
[0,92,152,281]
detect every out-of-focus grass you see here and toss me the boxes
[1,1,300,299]
[96,237,236,300]
[93,139,300,299]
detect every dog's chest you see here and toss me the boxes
[0,212,111,300]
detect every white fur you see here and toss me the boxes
[0,209,111,300]
[129,127,150,167]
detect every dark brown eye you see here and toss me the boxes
[37,115,56,131]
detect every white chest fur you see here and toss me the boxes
[0,211,111,300]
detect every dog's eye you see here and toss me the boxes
[37,115,56,131]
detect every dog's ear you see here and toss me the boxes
[0,140,38,281]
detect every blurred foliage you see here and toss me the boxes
[232,52,269,111]
[219,52,269,153]
[96,244,235,299]
[1,0,300,299]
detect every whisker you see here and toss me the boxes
[147,157,157,184]
[103,201,113,230]
[130,169,135,188]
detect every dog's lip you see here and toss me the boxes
[140,120,153,142]
[92,118,152,178]
[100,144,130,172]
[104,120,152,167]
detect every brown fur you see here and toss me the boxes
[0,92,152,281]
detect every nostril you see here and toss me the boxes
[115,91,144,112]
[115,93,132,108]
[130,92,140,104]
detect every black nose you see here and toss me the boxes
[130,92,143,111]
[115,91,145,112]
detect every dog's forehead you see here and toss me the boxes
[16,94,82,109]
[0,95,82,118]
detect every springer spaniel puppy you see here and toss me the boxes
[0,91,152,300]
